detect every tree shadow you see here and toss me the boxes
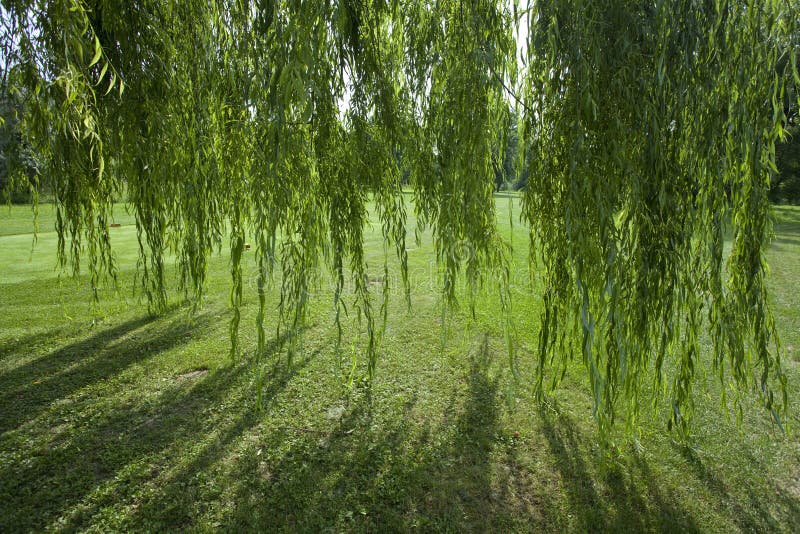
[675,443,800,533]
[0,326,74,362]
[536,402,700,532]
[0,318,307,532]
[214,333,551,530]
[121,344,322,530]
[3,320,797,531]
[209,333,502,530]
[210,333,753,532]
[0,305,209,434]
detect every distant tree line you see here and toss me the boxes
[772,125,800,204]
[771,61,800,204]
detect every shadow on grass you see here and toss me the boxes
[0,326,75,362]
[0,305,207,434]
[2,322,798,531]
[0,313,306,532]
[537,403,700,532]
[215,333,506,531]
[676,444,800,533]
[115,346,318,532]
[212,335,706,531]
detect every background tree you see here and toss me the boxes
[0,86,39,203]
[773,124,800,204]
[772,47,800,204]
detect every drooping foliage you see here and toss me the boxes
[0,0,796,437]
[521,0,798,435]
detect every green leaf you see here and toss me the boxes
[89,36,102,67]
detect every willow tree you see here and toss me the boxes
[1,0,797,437]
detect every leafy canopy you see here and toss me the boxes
[1,0,798,437]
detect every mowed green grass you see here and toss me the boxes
[0,200,798,532]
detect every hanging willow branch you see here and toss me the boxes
[521,0,795,435]
[0,0,795,437]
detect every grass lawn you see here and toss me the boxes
[1,200,799,532]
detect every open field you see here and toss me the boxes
[1,200,799,532]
